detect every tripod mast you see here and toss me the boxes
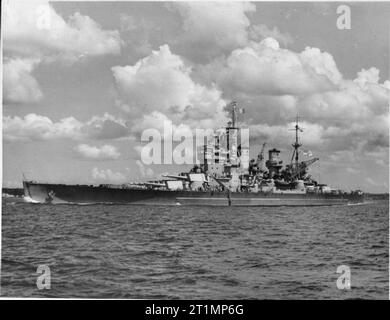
[291,114,303,172]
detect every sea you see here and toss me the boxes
[1,196,388,299]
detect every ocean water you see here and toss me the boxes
[1,197,388,299]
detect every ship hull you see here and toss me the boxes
[23,181,364,206]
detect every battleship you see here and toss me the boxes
[23,102,364,206]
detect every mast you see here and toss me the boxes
[228,101,237,128]
[291,114,303,175]
[226,101,237,164]
[233,102,237,128]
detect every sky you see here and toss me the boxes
[2,1,390,192]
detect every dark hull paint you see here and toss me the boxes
[23,181,364,206]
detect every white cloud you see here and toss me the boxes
[91,167,126,184]
[3,0,121,61]
[248,106,388,155]
[75,144,120,160]
[3,58,43,103]
[109,39,389,163]
[82,113,130,140]
[249,24,294,47]
[131,111,194,140]
[3,0,122,104]
[3,113,83,141]
[167,1,255,61]
[297,68,389,152]
[3,113,129,141]
[191,37,389,158]
[112,45,228,131]
[215,38,342,97]
[355,67,381,87]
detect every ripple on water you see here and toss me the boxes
[1,198,389,299]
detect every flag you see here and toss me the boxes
[303,150,313,157]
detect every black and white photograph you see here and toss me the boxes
[1,0,389,302]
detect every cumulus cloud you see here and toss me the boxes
[192,37,389,159]
[3,0,122,104]
[3,113,83,141]
[3,0,121,61]
[215,38,342,97]
[249,24,294,47]
[81,113,130,140]
[167,1,255,61]
[297,67,389,152]
[91,167,126,184]
[3,58,43,103]
[112,45,228,132]
[247,85,388,154]
[75,144,120,160]
[131,111,197,141]
[109,38,388,167]
[3,113,129,141]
